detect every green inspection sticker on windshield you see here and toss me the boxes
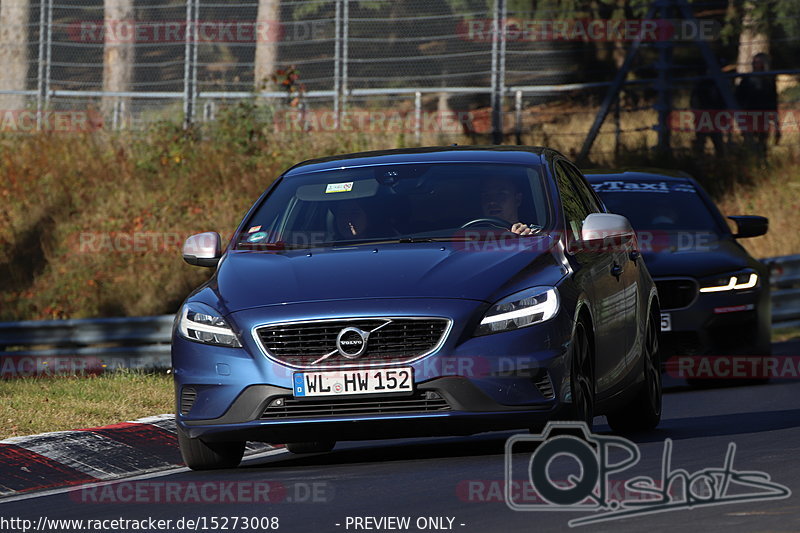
[325,182,354,193]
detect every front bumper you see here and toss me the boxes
[172,298,575,443]
[659,285,770,356]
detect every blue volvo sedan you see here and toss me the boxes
[173,146,661,469]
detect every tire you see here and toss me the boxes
[568,320,595,431]
[177,425,245,470]
[607,312,662,433]
[286,441,336,454]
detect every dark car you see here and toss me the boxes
[172,147,661,470]
[585,169,770,363]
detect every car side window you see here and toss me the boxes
[554,161,591,244]
[562,162,603,214]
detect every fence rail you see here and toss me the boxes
[0,254,798,374]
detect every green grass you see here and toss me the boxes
[0,371,173,439]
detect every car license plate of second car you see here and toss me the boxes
[660,312,672,332]
[293,368,413,397]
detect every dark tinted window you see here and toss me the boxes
[590,179,722,233]
[555,162,590,242]
[561,162,603,213]
[236,163,552,249]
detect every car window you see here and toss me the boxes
[236,163,552,249]
[554,162,591,244]
[590,179,722,233]
[561,162,603,213]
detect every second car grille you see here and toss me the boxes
[655,278,698,310]
[255,318,449,367]
[260,391,451,419]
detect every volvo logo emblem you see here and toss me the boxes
[336,327,369,359]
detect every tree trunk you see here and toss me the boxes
[0,0,31,110]
[254,0,280,91]
[736,1,769,73]
[102,0,134,126]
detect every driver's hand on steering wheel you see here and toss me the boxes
[511,223,533,236]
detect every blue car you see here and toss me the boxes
[173,146,661,470]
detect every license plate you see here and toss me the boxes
[660,313,672,332]
[293,367,413,397]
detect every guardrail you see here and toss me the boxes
[0,254,798,375]
[764,254,800,330]
[0,315,174,375]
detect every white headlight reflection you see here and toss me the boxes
[179,303,242,348]
[476,287,559,336]
[699,273,758,293]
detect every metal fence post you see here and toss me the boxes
[45,0,52,108]
[514,89,522,144]
[491,0,506,144]
[333,0,341,129]
[183,0,198,129]
[342,0,349,112]
[414,91,422,144]
[36,0,48,129]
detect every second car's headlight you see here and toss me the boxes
[699,271,759,293]
[178,302,241,348]
[476,286,559,336]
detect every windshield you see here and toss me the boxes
[236,163,551,249]
[591,179,724,234]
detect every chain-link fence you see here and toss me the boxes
[0,0,798,160]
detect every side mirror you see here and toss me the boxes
[580,213,635,251]
[728,215,768,238]
[183,232,222,267]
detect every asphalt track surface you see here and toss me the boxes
[2,340,800,533]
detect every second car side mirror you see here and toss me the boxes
[728,215,768,238]
[579,213,635,251]
[183,232,222,267]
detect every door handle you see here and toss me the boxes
[611,264,623,278]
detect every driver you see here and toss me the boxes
[480,176,534,235]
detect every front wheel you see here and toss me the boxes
[177,425,245,470]
[568,320,595,430]
[607,313,662,433]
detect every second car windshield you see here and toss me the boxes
[237,163,551,249]
[592,179,724,234]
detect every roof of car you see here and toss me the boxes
[283,145,553,177]
[582,168,694,183]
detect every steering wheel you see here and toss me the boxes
[459,217,513,230]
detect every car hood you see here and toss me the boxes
[203,236,564,314]
[641,236,752,279]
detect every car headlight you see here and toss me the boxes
[178,302,241,348]
[476,286,559,336]
[699,271,759,293]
